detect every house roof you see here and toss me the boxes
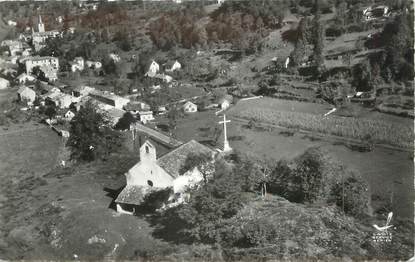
[115,185,147,205]
[17,73,35,80]
[17,86,35,95]
[157,140,213,179]
[183,101,196,108]
[217,94,233,104]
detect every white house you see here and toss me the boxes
[183,101,197,113]
[21,56,59,81]
[145,60,160,77]
[1,40,23,56]
[138,111,154,124]
[90,91,130,109]
[16,73,35,84]
[46,92,76,109]
[71,57,85,72]
[17,86,36,105]
[217,94,233,110]
[109,53,121,63]
[166,60,181,72]
[64,110,75,120]
[115,140,214,214]
[7,20,17,27]
[0,78,10,89]
[86,60,102,69]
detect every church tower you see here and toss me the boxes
[38,15,45,33]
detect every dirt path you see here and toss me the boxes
[0,125,47,136]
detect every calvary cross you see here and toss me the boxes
[218,114,232,152]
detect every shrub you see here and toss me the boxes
[330,175,371,217]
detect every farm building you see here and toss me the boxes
[137,111,154,124]
[0,77,10,89]
[115,139,215,214]
[17,86,36,105]
[16,73,35,84]
[183,101,197,113]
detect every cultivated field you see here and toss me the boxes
[229,98,413,148]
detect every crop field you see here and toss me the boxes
[229,99,413,148]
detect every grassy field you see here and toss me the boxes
[0,122,177,259]
[229,98,413,148]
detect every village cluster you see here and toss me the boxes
[0,13,236,213]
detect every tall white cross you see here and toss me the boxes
[218,114,232,152]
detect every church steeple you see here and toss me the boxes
[38,15,45,33]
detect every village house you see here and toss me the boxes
[145,60,160,77]
[0,77,10,89]
[90,91,130,109]
[16,73,36,84]
[183,101,197,113]
[217,94,233,110]
[70,57,85,72]
[85,60,102,69]
[137,111,154,124]
[43,88,78,109]
[21,56,59,81]
[154,73,173,83]
[165,60,181,72]
[64,110,75,121]
[1,40,23,56]
[71,85,95,97]
[109,53,121,63]
[363,5,390,21]
[106,107,126,126]
[17,86,36,105]
[124,101,151,113]
[7,20,17,26]
[115,140,215,214]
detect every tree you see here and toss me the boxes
[31,66,48,82]
[67,101,123,162]
[311,0,325,73]
[179,152,214,181]
[114,112,136,130]
[177,159,246,243]
[290,18,308,67]
[330,174,371,217]
[44,106,56,120]
[167,106,182,131]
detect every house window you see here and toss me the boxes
[145,146,149,153]
[147,180,153,187]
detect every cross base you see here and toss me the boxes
[223,139,232,152]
